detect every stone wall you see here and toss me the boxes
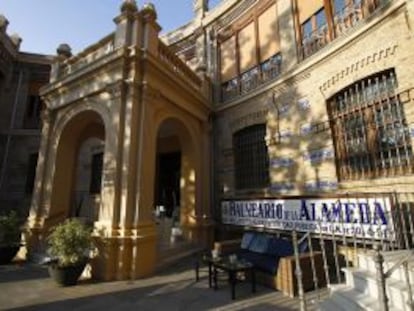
[212,0,414,205]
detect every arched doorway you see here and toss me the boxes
[154,118,197,252]
[72,137,104,223]
[48,110,105,225]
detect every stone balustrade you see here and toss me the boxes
[60,34,115,76]
[158,41,202,90]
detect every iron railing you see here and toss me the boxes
[221,53,282,102]
[287,191,414,310]
[299,0,391,60]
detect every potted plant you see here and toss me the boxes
[46,218,93,286]
[0,211,21,264]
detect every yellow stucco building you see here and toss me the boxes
[23,0,414,282]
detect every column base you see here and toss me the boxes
[91,223,157,281]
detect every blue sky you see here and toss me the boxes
[1,1,221,55]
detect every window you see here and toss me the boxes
[233,124,270,190]
[240,67,259,94]
[332,0,347,14]
[25,153,38,194]
[297,0,384,59]
[219,3,282,101]
[261,54,282,83]
[89,152,103,194]
[301,8,329,58]
[24,95,43,129]
[328,70,413,180]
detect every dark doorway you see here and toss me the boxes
[155,152,181,219]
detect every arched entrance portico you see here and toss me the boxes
[50,110,105,225]
[26,106,109,258]
[154,118,198,253]
[27,1,213,281]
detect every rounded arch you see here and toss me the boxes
[153,110,200,158]
[52,101,111,144]
[48,108,106,222]
[153,114,200,247]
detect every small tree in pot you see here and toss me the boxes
[0,211,22,264]
[47,218,93,286]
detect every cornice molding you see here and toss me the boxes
[319,44,398,94]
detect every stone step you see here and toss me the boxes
[343,267,414,311]
[327,284,402,311]
[357,250,414,283]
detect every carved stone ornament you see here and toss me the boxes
[141,3,157,21]
[0,14,9,32]
[121,0,138,14]
[56,43,72,59]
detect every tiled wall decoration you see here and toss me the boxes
[270,157,294,168]
[278,102,290,116]
[300,123,313,136]
[277,129,293,142]
[298,98,310,110]
[304,180,338,192]
[303,148,334,164]
[270,182,295,192]
[300,121,331,136]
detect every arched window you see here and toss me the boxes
[233,124,269,189]
[328,69,413,180]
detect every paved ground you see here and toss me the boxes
[0,258,326,311]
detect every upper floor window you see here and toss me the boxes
[328,69,413,181]
[219,2,282,101]
[233,124,270,190]
[24,82,44,129]
[297,0,385,59]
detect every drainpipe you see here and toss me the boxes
[0,69,23,193]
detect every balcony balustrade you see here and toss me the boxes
[221,53,282,102]
[299,0,390,60]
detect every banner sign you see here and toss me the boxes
[221,197,394,240]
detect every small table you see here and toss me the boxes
[195,254,256,300]
[195,254,222,288]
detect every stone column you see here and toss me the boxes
[277,0,298,72]
[113,0,138,48]
[50,44,72,83]
[141,4,161,55]
[196,119,214,248]
[26,108,55,258]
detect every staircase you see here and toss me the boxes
[319,250,414,311]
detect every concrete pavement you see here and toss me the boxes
[0,258,326,311]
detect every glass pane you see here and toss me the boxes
[302,19,313,39]
[316,8,327,29]
[328,69,411,180]
[333,0,346,14]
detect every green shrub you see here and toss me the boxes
[0,211,21,247]
[47,219,93,267]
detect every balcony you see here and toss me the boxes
[299,0,390,60]
[221,53,282,102]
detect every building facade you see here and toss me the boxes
[24,0,414,281]
[0,15,52,218]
